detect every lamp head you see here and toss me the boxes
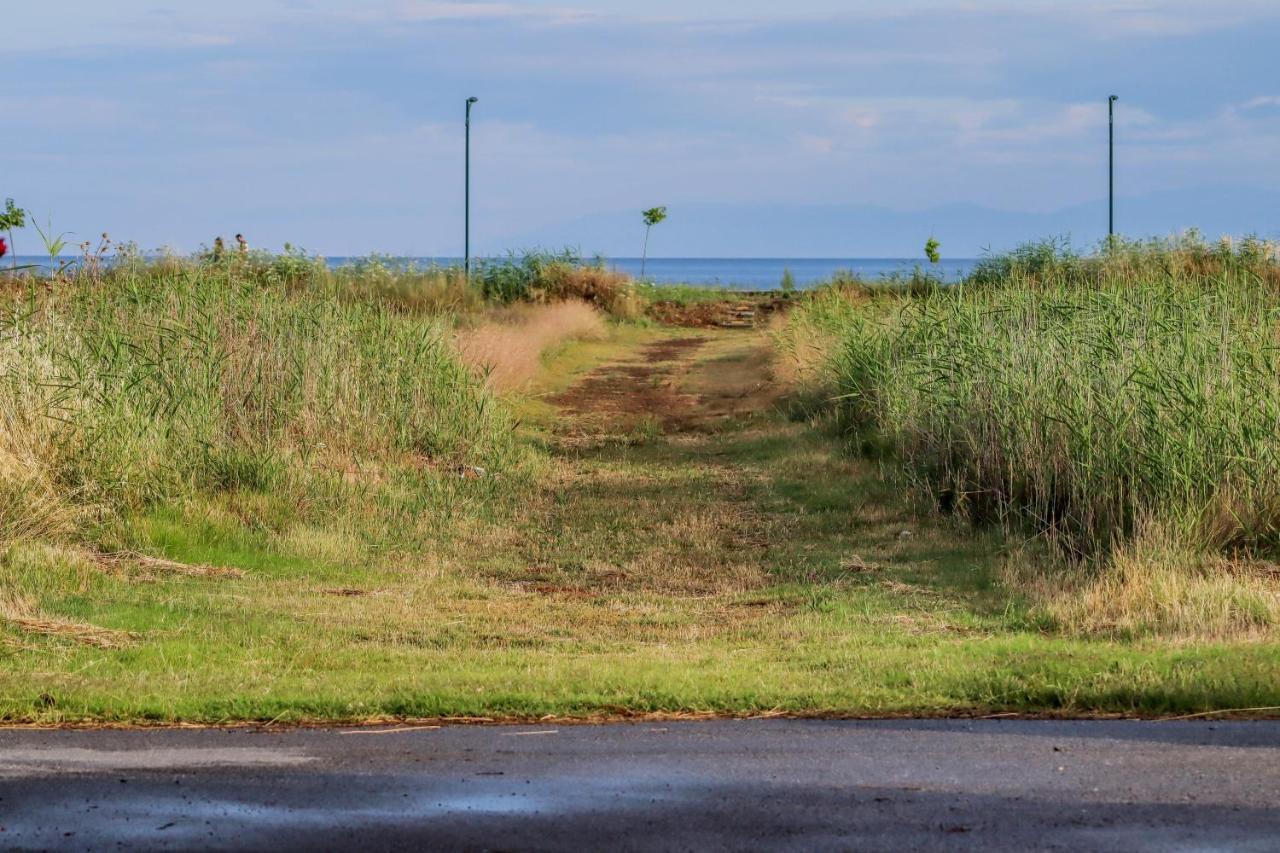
[1109,94,1118,102]
[467,96,479,104]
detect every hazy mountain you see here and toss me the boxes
[507,186,1280,258]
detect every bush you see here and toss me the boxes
[323,257,483,316]
[538,263,640,319]
[474,250,639,318]
[780,268,796,295]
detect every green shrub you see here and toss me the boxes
[474,249,579,303]
[475,250,638,316]
[780,268,796,295]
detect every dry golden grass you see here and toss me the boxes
[540,264,642,320]
[92,551,245,580]
[0,588,135,648]
[456,301,608,392]
[1001,527,1280,640]
[0,463,72,545]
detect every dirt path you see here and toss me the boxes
[508,330,797,597]
[500,326,983,607]
[548,330,780,439]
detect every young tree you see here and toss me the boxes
[640,206,667,278]
[924,235,941,265]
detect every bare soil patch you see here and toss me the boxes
[650,295,788,327]
[646,295,792,328]
[547,333,778,438]
[548,336,709,435]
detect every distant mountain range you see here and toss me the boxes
[507,186,1280,258]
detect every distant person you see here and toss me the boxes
[235,233,249,255]
[213,236,225,260]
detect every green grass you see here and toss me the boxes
[5,420,1277,722]
[3,321,1279,723]
[635,282,754,304]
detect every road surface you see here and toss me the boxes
[2,719,1277,851]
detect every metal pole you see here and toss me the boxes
[465,96,478,278]
[1108,95,1117,241]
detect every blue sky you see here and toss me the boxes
[6,1,1280,256]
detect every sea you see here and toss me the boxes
[600,257,976,288]
[7,256,978,289]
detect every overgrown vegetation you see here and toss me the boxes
[3,233,1279,722]
[7,322,1278,723]
[0,257,526,558]
[779,235,1280,637]
[635,281,746,305]
[473,249,641,318]
[966,231,1280,289]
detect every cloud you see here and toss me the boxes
[372,0,593,25]
[7,0,1280,253]
[1232,96,1280,114]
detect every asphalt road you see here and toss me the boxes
[1,719,1277,851]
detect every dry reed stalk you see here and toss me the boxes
[0,592,136,648]
[92,551,245,580]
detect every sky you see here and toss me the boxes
[5,1,1280,257]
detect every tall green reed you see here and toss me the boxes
[0,261,520,544]
[813,242,1280,559]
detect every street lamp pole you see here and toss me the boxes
[1108,94,1118,242]
[465,96,478,278]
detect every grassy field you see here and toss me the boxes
[2,247,1279,723]
[777,236,1280,639]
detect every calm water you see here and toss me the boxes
[601,257,976,288]
[326,257,977,288]
[9,256,977,289]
